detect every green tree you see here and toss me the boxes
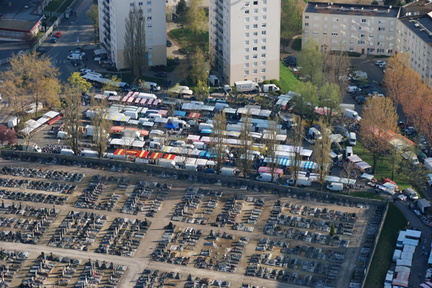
[293,81,319,121]
[86,4,99,44]
[68,72,92,94]
[174,0,188,28]
[185,0,208,47]
[124,7,147,79]
[330,223,335,236]
[297,42,324,87]
[189,47,209,86]
[280,0,304,50]
[318,82,341,123]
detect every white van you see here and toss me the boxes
[347,85,361,93]
[345,146,353,158]
[287,176,312,187]
[80,150,99,158]
[343,109,361,121]
[185,163,198,171]
[327,182,343,191]
[403,188,419,200]
[193,142,206,150]
[158,159,176,168]
[256,173,278,182]
[348,132,357,146]
[60,148,75,156]
[220,167,238,177]
[308,127,322,140]
[103,90,118,97]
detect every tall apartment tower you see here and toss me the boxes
[98,0,167,70]
[209,0,281,86]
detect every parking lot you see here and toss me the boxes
[0,157,385,288]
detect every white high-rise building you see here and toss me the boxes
[98,0,167,70]
[209,0,281,86]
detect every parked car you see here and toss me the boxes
[375,60,386,66]
[166,40,172,47]
[50,37,57,43]
[54,32,62,38]
[154,71,167,78]
[36,47,46,56]
[355,95,366,104]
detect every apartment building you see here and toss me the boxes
[209,0,281,86]
[98,0,166,70]
[396,6,432,86]
[302,2,399,55]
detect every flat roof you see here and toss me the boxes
[399,14,432,46]
[0,0,43,31]
[305,1,400,18]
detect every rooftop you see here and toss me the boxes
[400,13,432,46]
[400,0,432,18]
[305,1,400,18]
[0,0,43,31]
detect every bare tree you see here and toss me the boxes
[211,111,227,174]
[124,7,147,79]
[63,85,83,155]
[90,98,112,158]
[265,116,280,183]
[291,115,304,185]
[314,122,332,189]
[238,113,253,178]
[360,97,398,173]
[0,125,16,147]
[86,4,99,44]
[0,52,61,116]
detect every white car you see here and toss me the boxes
[375,60,386,66]
[79,68,93,75]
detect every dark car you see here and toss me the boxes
[178,48,189,54]
[154,71,167,78]
[36,47,46,56]
[333,126,349,138]
[283,56,297,67]
[355,95,366,104]
[166,40,172,47]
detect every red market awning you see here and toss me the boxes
[150,152,163,159]
[163,154,176,160]
[188,112,201,118]
[110,126,125,134]
[140,98,147,105]
[137,150,149,158]
[47,115,62,125]
[114,149,126,155]
[124,150,139,155]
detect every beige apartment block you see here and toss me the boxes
[209,0,281,86]
[302,2,399,55]
[98,0,167,70]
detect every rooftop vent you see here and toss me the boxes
[415,23,420,27]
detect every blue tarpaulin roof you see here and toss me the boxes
[164,122,178,129]
[278,158,291,166]
[174,111,186,116]
[201,129,212,134]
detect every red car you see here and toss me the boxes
[54,32,62,38]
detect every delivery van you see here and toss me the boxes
[158,159,176,168]
[403,188,419,200]
[343,109,361,121]
[327,182,344,191]
[220,167,238,177]
[256,173,278,182]
[287,176,312,187]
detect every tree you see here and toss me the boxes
[291,115,304,185]
[185,0,207,47]
[0,52,61,116]
[297,42,324,87]
[68,72,92,94]
[211,111,227,174]
[86,4,99,44]
[280,0,304,50]
[63,85,83,155]
[0,125,16,147]
[329,223,335,237]
[238,113,253,178]
[318,82,341,123]
[194,80,210,101]
[265,116,280,183]
[360,97,398,173]
[174,0,188,28]
[90,98,112,158]
[102,76,121,92]
[189,47,209,86]
[314,122,332,189]
[322,49,350,94]
[124,7,147,79]
[293,82,319,122]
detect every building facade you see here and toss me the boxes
[98,0,167,70]
[302,2,399,56]
[209,0,281,86]
[396,12,432,86]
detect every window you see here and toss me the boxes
[253,32,258,36]
[245,32,250,37]
[245,40,249,45]
[245,55,249,60]
[147,24,152,28]
[148,47,153,51]
[253,54,258,59]
[261,61,266,65]
[245,17,250,22]
[147,16,152,21]
[147,8,151,13]
[245,25,250,30]
[261,38,266,43]
[244,63,249,68]
[261,68,266,73]
[130,3,134,6]
[253,1,258,5]
[305,15,309,19]
[253,69,257,74]
[253,47,257,51]
[261,31,266,35]
[245,70,249,75]
[361,19,366,23]
[261,53,266,58]
[377,48,385,53]
[147,1,152,4]
[331,32,338,36]
[254,9,258,13]
[358,40,365,44]
[253,39,258,44]
[138,2,143,6]
[253,24,258,28]
[253,16,258,21]
[245,48,250,53]
[253,62,257,67]
[263,0,267,3]
[261,46,266,50]
[262,15,267,20]
[305,23,309,27]
[388,49,393,53]
[261,23,266,28]
[245,10,250,14]
[378,27,385,31]
[359,34,365,38]
[245,1,250,6]
[262,7,267,12]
